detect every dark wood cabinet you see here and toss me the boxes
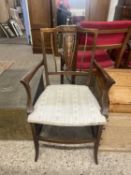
[28,0,53,53]
[117,0,131,6]
[85,0,111,21]
[114,0,131,20]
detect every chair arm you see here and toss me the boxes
[20,59,44,114]
[91,60,115,117]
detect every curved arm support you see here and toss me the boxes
[92,60,115,118]
[20,59,44,114]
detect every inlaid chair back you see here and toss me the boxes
[79,20,131,68]
[40,25,98,85]
[45,25,78,71]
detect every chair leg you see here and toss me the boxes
[91,126,96,137]
[61,75,64,84]
[94,125,103,165]
[30,124,40,162]
[61,59,64,84]
[71,75,76,84]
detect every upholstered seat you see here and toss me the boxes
[77,50,114,70]
[77,20,131,68]
[80,20,131,45]
[28,85,106,126]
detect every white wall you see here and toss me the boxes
[107,0,118,21]
[21,0,32,44]
[69,0,86,9]
[0,0,9,23]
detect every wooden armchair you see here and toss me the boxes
[20,25,115,164]
[78,20,131,69]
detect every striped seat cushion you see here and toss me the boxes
[28,85,106,126]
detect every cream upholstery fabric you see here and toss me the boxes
[28,85,106,126]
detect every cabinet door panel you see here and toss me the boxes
[86,0,111,21]
[114,0,131,20]
[32,30,51,53]
[125,0,131,6]
[28,0,51,28]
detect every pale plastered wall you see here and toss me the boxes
[107,0,118,21]
[0,0,10,23]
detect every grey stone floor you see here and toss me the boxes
[0,44,131,175]
[0,36,27,45]
[0,44,42,70]
[0,141,131,175]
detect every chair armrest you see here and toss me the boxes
[20,59,44,114]
[90,60,115,117]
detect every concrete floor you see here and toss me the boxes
[0,44,41,70]
[0,44,131,175]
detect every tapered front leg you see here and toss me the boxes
[94,125,103,164]
[30,124,40,161]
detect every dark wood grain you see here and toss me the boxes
[114,0,131,20]
[28,0,53,53]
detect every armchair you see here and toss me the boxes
[78,20,131,69]
[20,25,115,164]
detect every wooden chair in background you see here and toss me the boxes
[78,20,131,69]
[60,21,131,83]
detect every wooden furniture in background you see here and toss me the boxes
[114,0,131,20]
[85,0,111,21]
[100,69,131,151]
[100,112,131,151]
[78,20,131,69]
[27,0,112,53]
[108,69,131,113]
[27,0,53,53]
[114,0,131,68]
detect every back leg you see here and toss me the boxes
[94,125,103,164]
[30,124,40,161]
